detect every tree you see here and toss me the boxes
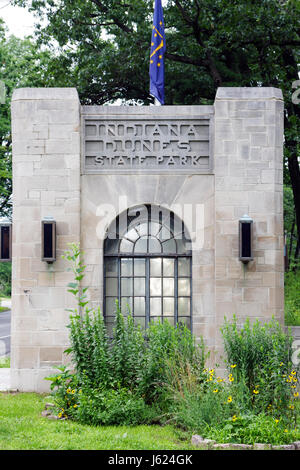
[0,19,75,217]
[9,0,300,266]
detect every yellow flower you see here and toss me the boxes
[253,389,259,395]
[293,392,299,398]
[229,376,234,382]
[73,404,78,408]
[213,389,218,393]
[230,364,237,369]
[284,429,288,433]
[58,412,62,418]
[217,378,224,383]
[291,370,296,375]
[289,405,294,410]
[209,369,215,375]
[232,415,237,422]
[291,385,296,389]
[67,388,71,393]
[71,390,75,394]
[275,419,279,424]
[293,377,297,383]
[227,396,232,403]
[279,362,284,367]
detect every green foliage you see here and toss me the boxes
[166,317,300,444]
[45,364,79,417]
[0,23,75,217]
[0,262,11,297]
[139,320,205,403]
[285,270,300,325]
[46,243,300,443]
[0,356,10,368]
[221,316,294,392]
[12,0,300,104]
[205,413,300,446]
[167,363,300,444]
[46,243,205,425]
[284,185,299,271]
[72,387,156,426]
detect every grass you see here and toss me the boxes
[0,296,10,313]
[0,356,10,368]
[0,392,197,450]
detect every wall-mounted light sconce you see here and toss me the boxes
[239,214,253,263]
[42,217,56,263]
[0,218,12,262]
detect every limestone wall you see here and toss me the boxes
[10,87,284,391]
[214,88,284,361]
[11,88,81,391]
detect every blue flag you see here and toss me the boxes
[149,0,166,104]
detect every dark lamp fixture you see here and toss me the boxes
[239,214,253,263]
[42,217,56,263]
[0,218,12,262]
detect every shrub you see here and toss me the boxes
[166,317,300,443]
[138,319,205,403]
[205,413,300,445]
[45,364,79,418]
[46,243,205,424]
[220,316,299,416]
[72,387,156,426]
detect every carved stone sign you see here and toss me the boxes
[83,117,212,174]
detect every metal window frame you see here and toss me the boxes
[104,253,192,329]
[103,205,192,330]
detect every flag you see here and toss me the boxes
[149,0,166,105]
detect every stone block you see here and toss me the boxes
[14,348,39,368]
[229,443,253,450]
[40,347,63,362]
[243,287,268,302]
[191,436,216,449]
[293,441,300,450]
[212,443,231,450]
[216,87,283,100]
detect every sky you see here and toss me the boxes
[0,0,36,38]
[0,0,168,38]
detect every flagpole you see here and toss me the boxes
[150,0,165,106]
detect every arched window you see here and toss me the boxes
[104,205,192,334]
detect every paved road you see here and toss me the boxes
[0,309,11,357]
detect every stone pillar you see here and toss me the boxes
[11,88,81,391]
[214,88,284,361]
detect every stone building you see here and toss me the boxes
[10,87,284,392]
